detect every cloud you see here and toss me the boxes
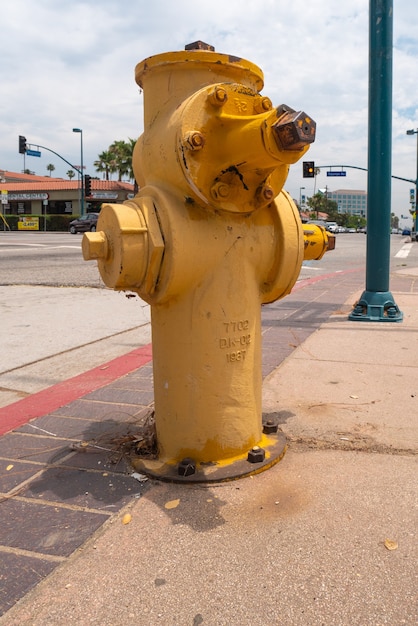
[1,0,417,218]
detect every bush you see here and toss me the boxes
[47,214,75,231]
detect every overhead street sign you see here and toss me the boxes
[327,171,347,177]
[26,149,41,157]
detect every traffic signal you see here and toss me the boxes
[303,161,315,178]
[84,175,92,197]
[19,135,27,154]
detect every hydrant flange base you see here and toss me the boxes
[130,431,286,483]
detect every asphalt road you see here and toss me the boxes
[1,229,414,286]
[0,232,104,288]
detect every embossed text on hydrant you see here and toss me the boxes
[220,320,251,362]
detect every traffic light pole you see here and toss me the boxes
[316,164,415,186]
[26,144,83,177]
[349,0,402,322]
[25,142,86,216]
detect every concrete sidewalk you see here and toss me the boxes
[1,273,417,625]
[0,285,151,408]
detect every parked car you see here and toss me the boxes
[325,222,338,233]
[402,228,411,236]
[307,220,327,229]
[69,213,100,234]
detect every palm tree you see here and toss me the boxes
[94,139,138,183]
[94,150,116,181]
[313,167,321,195]
[125,138,136,181]
[67,170,75,180]
[46,163,55,177]
[108,140,131,181]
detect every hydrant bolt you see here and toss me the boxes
[247,446,266,463]
[257,185,275,202]
[263,420,278,434]
[208,85,228,107]
[254,96,273,114]
[178,458,196,477]
[185,131,205,151]
[211,181,231,200]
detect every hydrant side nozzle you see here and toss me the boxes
[302,224,335,261]
[83,202,160,293]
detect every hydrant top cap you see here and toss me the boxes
[135,50,264,91]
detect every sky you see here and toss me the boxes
[1,0,417,224]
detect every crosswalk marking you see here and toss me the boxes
[395,243,413,258]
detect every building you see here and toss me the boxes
[0,170,135,216]
[299,211,328,223]
[326,189,367,217]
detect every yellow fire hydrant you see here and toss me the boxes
[82,42,334,482]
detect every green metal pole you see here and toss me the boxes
[407,129,418,236]
[411,130,418,239]
[366,0,391,293]
[72,128,85,216]
[349,0,402,322]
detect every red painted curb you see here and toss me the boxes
[293,268,362,292]
[0,344,153,437]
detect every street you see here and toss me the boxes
[1,230,417,285]
[0,232,103,288]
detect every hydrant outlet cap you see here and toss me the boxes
[82,231,108,261]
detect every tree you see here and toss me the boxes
[313,167,321,194]
[124,138,136,181]
[67,170,75,180]
[108,140,134,181]
[307,192,338,219]
[391,212,399,229]
[46,163,55,177]
[94,139,137,182]
[94,150,116,181]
